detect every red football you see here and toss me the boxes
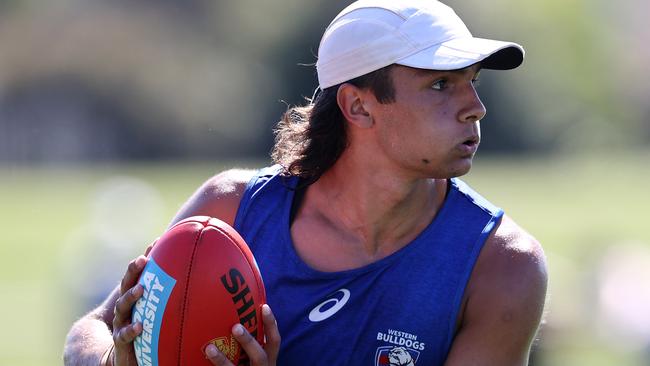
[131,216,266,366]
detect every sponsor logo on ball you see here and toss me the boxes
[220,268,259,365]
[220,268,259,337]
[132,258,176,366]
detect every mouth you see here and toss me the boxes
[462,135,480,147]
[457,135,480,156]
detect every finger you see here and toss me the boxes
[112,284,144,328]
[113,321,143,346]
[204,343,234,366]
[261,304,280,362]
[144,239,158,256]
[120,256,147,295]
[232,324,268,366]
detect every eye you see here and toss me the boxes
[472,71,481,86]
[431,79,447,91]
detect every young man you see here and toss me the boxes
[64,1,547,365]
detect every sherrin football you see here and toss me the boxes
[131,216,266,366]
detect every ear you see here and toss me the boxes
[336,84,374,129]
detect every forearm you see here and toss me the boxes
[64,314,114,366]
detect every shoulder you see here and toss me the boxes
[466,215,548,324]
[446,215,548,364]
[170,168,257,227]
[201,168,257,198]
[484,215,547,294]
[478,214,547,278]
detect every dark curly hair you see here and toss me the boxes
[271,65,396,185]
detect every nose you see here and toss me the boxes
[458,84,487,123]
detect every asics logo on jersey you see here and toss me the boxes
[308,289,351,322]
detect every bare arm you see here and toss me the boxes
[64,255,147,366]
[444,216,548,366]
[63,291,118,366]
[170,168,255,227]
[63,169,257,366]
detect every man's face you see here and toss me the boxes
[369,64,486,179]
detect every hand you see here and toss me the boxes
[108,254,148,366]
[205,304,281,366]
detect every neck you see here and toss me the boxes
[301,154,447,256]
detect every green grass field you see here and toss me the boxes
[1,152,649,365]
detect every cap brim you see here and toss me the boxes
[396,37,524,71]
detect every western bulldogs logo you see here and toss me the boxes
[375,346,420,366]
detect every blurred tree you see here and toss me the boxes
[0,0,647,163]
[454,0,649,153]
[0,76,183,162]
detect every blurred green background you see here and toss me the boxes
[1,0,649,365]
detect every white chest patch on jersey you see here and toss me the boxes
[308,288,351,322]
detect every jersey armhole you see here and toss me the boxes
[445,209,504,348]
[233,171,262,232]
[233,165,286,231]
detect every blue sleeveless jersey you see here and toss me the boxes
[233,166,503,366]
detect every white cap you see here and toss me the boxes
[316,0,525,89]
